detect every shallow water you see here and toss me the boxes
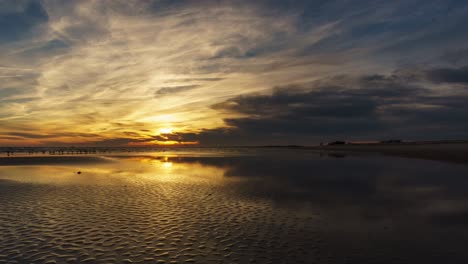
[1,150,468,263]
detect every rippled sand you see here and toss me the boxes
[1,151,468,263]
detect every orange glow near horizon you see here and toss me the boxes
[3,1,464,147]
[127,140,199,147]
[0,0,311,147]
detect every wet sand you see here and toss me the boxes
[1,151,468,263]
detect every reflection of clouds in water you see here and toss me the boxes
[163,154,468,230]
[1,152,468,262]
[2,153,468,227]
[162,154,468,262]
[0,155,227,185]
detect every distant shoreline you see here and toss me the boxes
[1,141,468,165]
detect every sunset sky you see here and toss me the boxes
[1,0,468,146]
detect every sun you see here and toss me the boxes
[159,128,173,134]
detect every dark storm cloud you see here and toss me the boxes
[210,76,421,135]
[168,66,468,145]
[426,66,468,84]
[0,0,48,43]
[215,91,381,137]
[440,49,468,65]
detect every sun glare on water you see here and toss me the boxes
[163,162,173,168]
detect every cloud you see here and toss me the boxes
[155,85,200,97]
[440,48,468,65]
[0,0,48,43]
[1,1,468,145]
[164,77,224,83]
[167,67,468,145]
[426,66,468,84]
[4,131,100,139]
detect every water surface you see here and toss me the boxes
[1,150,468,263]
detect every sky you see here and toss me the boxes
[1,0,468,146]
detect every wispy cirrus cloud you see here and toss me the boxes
[1,0,468,145]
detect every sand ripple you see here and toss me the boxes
[0,174,323,263]
[3,153,468,263]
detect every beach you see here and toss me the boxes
[1,149,468,263]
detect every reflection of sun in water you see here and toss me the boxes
[161,156,172,169]
[163,161,172,168]
[136,155,226,183]
[159,128,173,134]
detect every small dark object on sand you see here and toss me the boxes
[77,171,82,174]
